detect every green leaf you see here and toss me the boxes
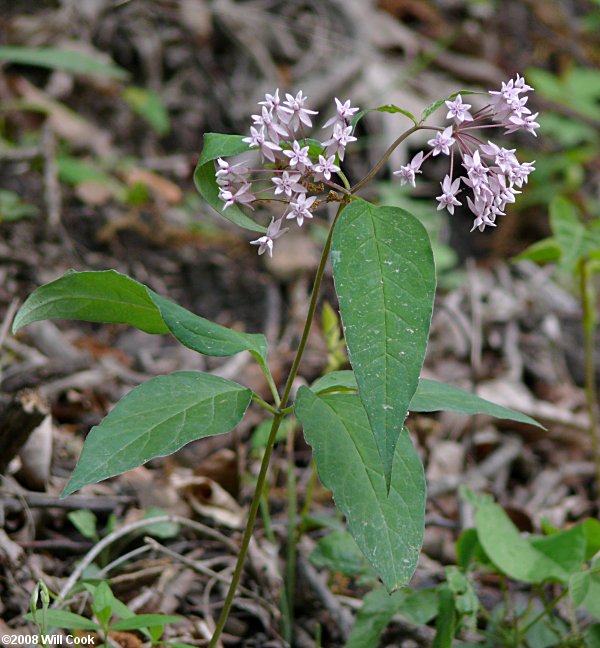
[310,370,357,394]
[149,292,268,361]
[474,501,569,583]
[13,270,270,366]
[513,237,562,264]
[408,379,544,428]
[309,531,374,578]
[583,518,600,561]
[110,614,182,631]
[24,610,98,631]
[194,133,265,234]
[67,510,98,540]
[310,373,542,428]
[397,587,439,625]
[63,372,251,496]
[0,45,128,80]
[13,269,169,335]
[346,588,408,648]
[295,389,426,591]
[421,90,486,122]
[585,623,600,648]
[140,507,180,539]
[570,571,600,620]
[352,104,418,129]
[331,201,436,486]
[531,525,587,576]
[455,528,491,571]
[123,87,170,136]
[0,189,38,222]
[549,196,600,272]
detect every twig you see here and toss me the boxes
[297,555,353,642]
[55,514,239,602]
[144,537,265,605]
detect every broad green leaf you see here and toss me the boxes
[13,269,169,335]
[309,531,373,578]
[475,501,569,583]
[346,588,408,648]
[0,45,128,80]
[194,133,265,234]
[13,270,269,365]
[570,571,600,620]
[310,373,542,427]
[531,525,587,575]
[24,610,98,631]
[352,104,418,129]
[421,90,486,122]
[331,201,436,486]
[196,133,251,166]
[63,372,251,495]
[110,614,182,631]
[295,388,426,591]
[397,587,439,625]
[513,237,562,264]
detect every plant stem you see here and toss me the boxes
[518,589,568,638]
[350,125,421,194]
[208,203,346,647]
[252,392,279,415]
[579,258,600,487]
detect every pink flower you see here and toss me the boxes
[445,95,474,124]
[393,151,424,187]
[436,175,462,215]
[427,126,455,156]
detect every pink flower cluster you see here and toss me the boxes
[216,90,358,256]
[394,74,538,232]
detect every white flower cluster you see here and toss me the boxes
[216,90,359,256]
[394,74,538,232]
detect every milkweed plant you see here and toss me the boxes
[13,75,542,645]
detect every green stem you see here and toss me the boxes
[518,589,568,638]
[254,354,281,407]
[208,203,346,647]
[337,169,351,192]
[283,422,298,644]
[350,125,422,194]
[579,258,600,488]
[252,392,279,416]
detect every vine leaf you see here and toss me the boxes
[64,372,251,495]
[331,201,436,487]
[295,388,426,591]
